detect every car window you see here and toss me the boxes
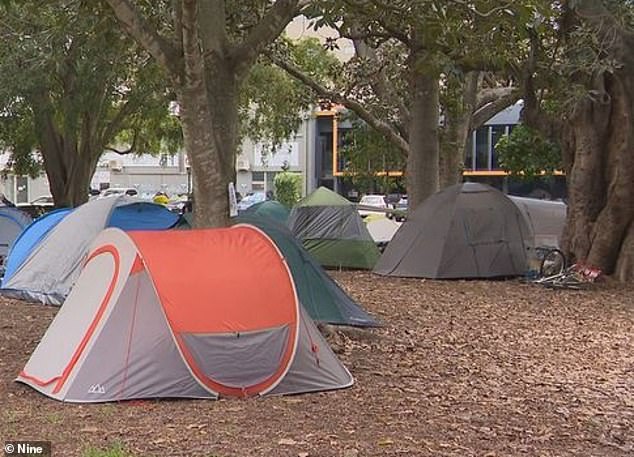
[244,192,265,203]
[31,196,54,205]
[361,196,385,205]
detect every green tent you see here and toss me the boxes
[287,187,380,269]
[241,200,290,224]
[175,212,193,229]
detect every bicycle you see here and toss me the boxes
[532,248,602,290]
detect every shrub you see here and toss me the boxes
[274,172,302,208]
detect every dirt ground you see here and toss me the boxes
[1,272,633,456]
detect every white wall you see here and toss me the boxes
[235,118,311,197]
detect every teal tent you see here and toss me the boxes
[236,216,378,327]
[241,200,290,224]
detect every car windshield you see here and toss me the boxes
[243,192,266,203]
[31,196,53,204]
[102,189,124,197]
[361,196,385,206]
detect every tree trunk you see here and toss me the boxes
[439,72,478,188]
[40,144,99,208]
[561,70,634,280]
[177,61,238,228]
[33,100,98,208]
[407,70,440,210]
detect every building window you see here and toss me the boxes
[252,171,265,191]
[475,127,489,170]
[491,125,507,170]
[319,132,333,177]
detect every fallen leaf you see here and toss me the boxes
[278,438,297,446]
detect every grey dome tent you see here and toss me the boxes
[509,196,566,249]
[375,183,530,279]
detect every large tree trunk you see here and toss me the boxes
[439,72,478,188]
[177,58,238,228]
[33,100,97,207]
[105,0,301,229]
[407,70,440,209]
[41,145,99,208]
[40,153,96,207]
[561,70,634,280]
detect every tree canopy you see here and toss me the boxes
[274,0,549,207]
[105,0,310,227]
[0,0,177,206]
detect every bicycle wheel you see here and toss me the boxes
[539,248,566,277]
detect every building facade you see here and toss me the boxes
[0,150,191,204]
[0,101,564,205]
[235,120,311,198]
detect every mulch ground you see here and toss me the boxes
[1,272,633,457]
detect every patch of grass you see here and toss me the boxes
[96,404,117,418]
[3,409,19,436]
[44,412,63,425]
[82,443,135,457]
[3,409,19,423]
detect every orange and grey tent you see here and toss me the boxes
[17,226,353,402]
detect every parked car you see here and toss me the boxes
[384,193,404,206]
[16,195,55,218]
[237,191,266,211]
[99,187,138,198]
[166,194,190,214]
[358,194,387,218]
[26,195,55,207]
[387,196,408,222]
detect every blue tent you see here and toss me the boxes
[1,197,179,304]
[4,208,71,281]
[0,206,32,265]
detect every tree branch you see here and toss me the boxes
[104,131,138,155]
[375,17,411,46]
[449,0,514,18]
[100,96,139,146]
[339,0,411,46]
[476,86,515,109]
[180,0,206,83]
[271,55,410,157]
[345,21,411,129]
[231,0,303,75]
[571,0,634,60]
[104,0,182,79]
[471,89,521,130]
[172,0,183,56]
